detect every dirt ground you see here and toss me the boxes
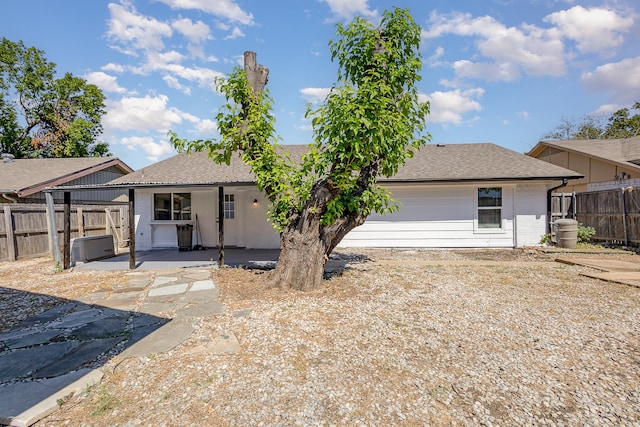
[1,247,639,426]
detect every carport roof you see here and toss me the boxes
[0,157,133,197]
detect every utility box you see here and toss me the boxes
[70,235,115,263]
[554,219,578,249]
[176,224,193,251]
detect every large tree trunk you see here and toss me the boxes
[270,220,328,291]
[270,205,367,291]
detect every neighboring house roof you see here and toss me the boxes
[103,142,581,188]
[0,157,134,198]
[526,136,640,172]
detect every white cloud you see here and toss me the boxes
[423,11,566,81]
[421,88,485,125]
[102,63,125,73]
[592,103,624,116]
[155,0,254,25]
[544,6,633,54]
[300,87,331,104]
[224,27,245,40]
[103,94,185,132]
[581,57,640,102]
[320,0,378,21]
[171,17,211,44]
[106,3,172,54]
[84,71,127,94]
[195,119,217,134]
[120,136,174,163]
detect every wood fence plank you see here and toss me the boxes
[3,206,16,261]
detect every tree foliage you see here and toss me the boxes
[0,38,108,158]
[171,8,430,290]
[543,102,640,141]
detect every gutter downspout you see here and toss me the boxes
[2,193,19,203]
[547,179,568,234]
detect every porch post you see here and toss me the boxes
[45,192,61,267]
[218,186,224,267]
[129,188,136,269]
[63,191,71,269]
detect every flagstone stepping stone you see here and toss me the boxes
[33,337,123,379]
[0,341,80,382]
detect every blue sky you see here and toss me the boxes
[2,0,639,170]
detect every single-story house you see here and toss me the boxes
[0,156,133,203]
[526,137,640,192]
[100,142,582,251]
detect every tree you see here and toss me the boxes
[0,38,108,158]
[543,102,640,141]
[602,102,640,139]
[171,8,430,290]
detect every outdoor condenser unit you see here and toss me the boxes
[70,235,115,263]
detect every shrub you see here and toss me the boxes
[577,224,596,243]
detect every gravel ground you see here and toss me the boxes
[2,248,639,426]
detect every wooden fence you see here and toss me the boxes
[0,204,129,261]
[575,187,640,246]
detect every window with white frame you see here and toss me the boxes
[224,194,235,219]
[477,187,502,228]
[153,193,191,221]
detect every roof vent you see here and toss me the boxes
[1,153,15,163]
[436,144,446,147]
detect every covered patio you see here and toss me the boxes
[73,247,280,271]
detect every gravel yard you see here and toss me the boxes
[2,248,639,426]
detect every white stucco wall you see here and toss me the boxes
[134,186,279,251]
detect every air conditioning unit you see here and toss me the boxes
[71,235,115,263]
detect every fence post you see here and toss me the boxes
[621,187,629,246]
[3,206,16,261]
[63,192,71,270]
[77,207,84,237]
[119,206,126,246]
[128,189,136,270]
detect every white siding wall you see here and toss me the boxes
[135,182,549,251]
[339,183,518,248]
[514,183,548,246]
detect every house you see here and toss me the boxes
[0,156,134,203]
[526,137,640,192]
[103,143,582,251]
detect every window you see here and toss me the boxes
[477,187,502,228]
[154,193,191,221]
[224,194,235,219]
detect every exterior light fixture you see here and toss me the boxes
[253,199,258,205]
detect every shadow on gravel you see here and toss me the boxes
[324,252,372,280]
[0,287,166,424]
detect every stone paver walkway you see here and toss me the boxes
[0,268,225,427]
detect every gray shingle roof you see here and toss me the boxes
[530,137,640,170]
[0,157,133,197]
[108,142,581,187]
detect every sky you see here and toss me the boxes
[2,0,639,170]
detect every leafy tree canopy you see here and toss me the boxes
[0,38,109,158]
[543,101,640,141]
[171,8,430,290]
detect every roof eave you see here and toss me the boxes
[381,175,584,184]
[19,158,134,197]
